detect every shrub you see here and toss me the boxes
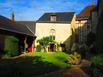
[68,52,81,65]
[91,54,103,77]
[36,45,41,52]
[37,36,54,52]
[91,54,103,66]
[4,35,19,57]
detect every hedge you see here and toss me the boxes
[4,35,19,57]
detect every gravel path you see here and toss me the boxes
[36,59,91,77]
[43,67,90,77]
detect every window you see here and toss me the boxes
[50,15,56,21]
[50,29,56,40]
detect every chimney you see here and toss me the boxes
[11,11,14,21]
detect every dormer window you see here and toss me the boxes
[50,15,56,21]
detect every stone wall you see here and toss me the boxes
[97,0,103,53]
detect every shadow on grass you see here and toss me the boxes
[0,56,60,77]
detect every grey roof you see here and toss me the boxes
[37,12,75,23]
[16,21,36,35]
[0,15,35,37]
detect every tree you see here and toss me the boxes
[37,36,54,52]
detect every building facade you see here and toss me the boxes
[76,4,96,43]
[36,12,76,51]
[8,4,97,52]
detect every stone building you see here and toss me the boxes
[76,4,96,43]
[36,12,76,51]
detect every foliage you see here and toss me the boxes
[91,54,103,66]
[36,45,41,52]
[56,42,61,51]
[37,36,55,52]
[4,35,19,57]
[71,43,79,52]
[37,36,54,46]
[68,52,81,65]
[91,54,103,77]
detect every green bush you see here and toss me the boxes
[91,54,103,66]
[4,35,19,57]
[36,45,41,52]
[91,54,103,77]
[37,36,55,52]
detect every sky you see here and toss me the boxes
[0,0,97,20]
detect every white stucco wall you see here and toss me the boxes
[35,23,72,49]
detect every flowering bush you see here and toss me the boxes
[68,52,81,65]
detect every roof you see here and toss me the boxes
[37,12,75,23]
[77,4,96,20]
[16,21,36,35]
[0,15,35,37]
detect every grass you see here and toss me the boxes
[0,52,70,77]
[23,52,70,68]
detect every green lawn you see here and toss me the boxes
[0,52,70,77]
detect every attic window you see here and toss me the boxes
[50,15,56,21]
